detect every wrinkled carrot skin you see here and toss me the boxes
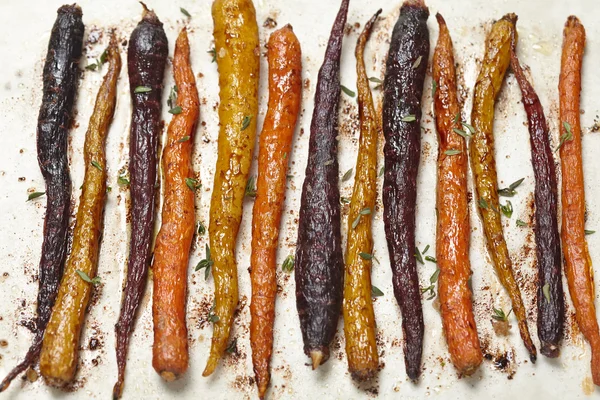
[382,0,429,380]
[342,9,381,382]
[250,25,302,399]
[432,13,482,376]
[469,14,536,362]
[38,36,120,386]
[510,35,563,358]
[559,16,600,385]
[0,6,83,392]
[151,28,199,382]
[204,0,260,377]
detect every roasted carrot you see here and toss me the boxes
[249,25,302,399]
[510,33,563,358]
[204,0,260,377]
[469,14,536,362]
[559,16,600,385]
[432,13,482,376]
[151,28,199,382]
[0,5,83,391]
[39,35,121,386]
[382,0,429,380]
[295,0,349,370]
[113,5,168,398]
[342,9,381,382]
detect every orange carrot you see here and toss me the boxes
[249,25,302,399]
[432,13,482,376]
[558,16,600,386]
[151,28,200,382]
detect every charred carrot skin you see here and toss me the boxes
[342,9,381,382]
[152,28,199,382]
[250,25,302,399]
[469,14,537,362]
[0,5,83,391]
[295,0,349,370]
[113,6,168,398]
[432,13,482,376]
[204,0,260,377]
[39,36,121,386]
[382,0,429,380]
[559,16,600,385]
[510,35,563,358]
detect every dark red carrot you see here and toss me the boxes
[295,0,349,369]
[510,34,563,358]
[113,4,168,398]
[382,0,429,380]
[0,5,83,392]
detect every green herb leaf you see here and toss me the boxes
[76,270,101,285]
[359,252,380,264]
[282,254,295,273]
[180,7,191,17]
[340,196,351,204]
[241,115,253,131]
[342,168,353,182]
[431,80,437,98]
[516,219,528,227]
[91,160,103,171]
[245,176,257,198]
[556,121,573,151]
[430,268,440,283]
[542,283,551,303]
[106,186,112,193]
[185,177,201,191]
[422,245,430,254]
[453,128,470,139]
[168,85,178,109]
[27,191,45,201]
[359,208,371,215]
[207,303,219,323]
[461,121,476,134]
[415,247,424,265]
[412,55,423,70]
[197,222,206,235]
[195,244,214,281]
[498,178,525,197]
[500,200,513,218]
[226,338,237,353]
[379,166,385,177]
[425,255,437,263]
[99,48,108,65]
[369,77,383,84]
[134,86,152,94]
[454,113,461,124]
[323,159,334,166]
[371,285,384,297]
[208,48,217,63]
[478,198,488,209]
[341,85,356,97]
[117,172,130,186]
[169,106,182,115]
[585,229,596,235]
[401,114,417,122]
[178,135,190,143]
[444,149,461,156]
[492,307,511,322]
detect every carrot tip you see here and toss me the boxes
[112,380,123,400]
[310,351,324,370]
[202,358,217,377]
[160,371,177,382]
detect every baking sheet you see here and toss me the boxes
[1,0,600,398]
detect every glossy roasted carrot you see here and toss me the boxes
[204,0,260,377]
[39,35,120,386]
[469,14,536,362]
[559,16,600,385]
[510,33,563,358]
[342,9,381,382]
[432,13,482,376]
[151,28,199,382]
[249,25,302,399]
